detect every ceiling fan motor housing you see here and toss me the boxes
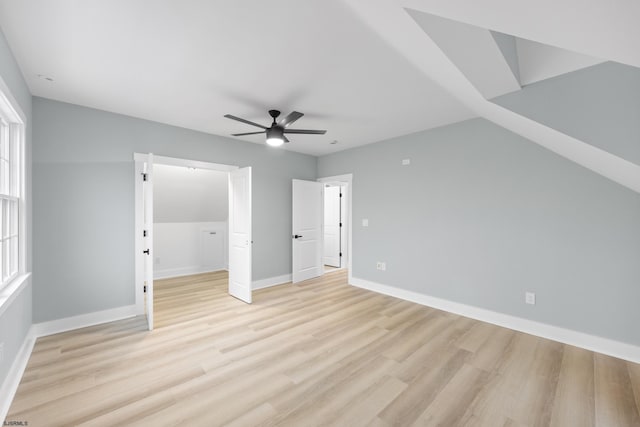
[266,126,284,139]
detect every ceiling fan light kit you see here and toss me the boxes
[266,126,285,146]
[224,109,326,147]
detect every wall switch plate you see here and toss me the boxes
[376,262,386,271]
[525,292,536,305]
[402,159,411,165]
[362,219,369,227]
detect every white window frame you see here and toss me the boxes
[0,75,26,293]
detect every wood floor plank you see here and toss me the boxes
[5,269,640,427]
[329,375,407,427]
[629,361,640,418]
[412,363,490,426]
[547,345,595,426]
[379,347,471,425]
[508,339,564,427]
[594,353,640,426]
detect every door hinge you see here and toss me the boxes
[340,252,342,257]
[339,222,342,227]
[143,230,147,237]
[339,193,343,198]
[144,285,147,293]
[142,173,148,181]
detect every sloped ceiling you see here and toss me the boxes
[343,0,640,193]
[515,39,605,86]
[0,0,638,192]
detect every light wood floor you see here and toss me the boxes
[7,270,640,426]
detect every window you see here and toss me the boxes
[0,86,24,290]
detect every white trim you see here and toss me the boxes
[0,326,36,423]
[134,161,145,315]
[350,276,640,364]
[0,75,27,293]
[32,305,138,338]
[133,153,239,172]
[252,274,292,290]
[155,266,226,280]
[0,74,26,124]
[318,174,353,284]
[0,273,30,318]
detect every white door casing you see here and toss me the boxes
[228,167,252,303]
[143,153,154,330]
[323,185,341,267]
[133,153,240,319]
[340,185,348,266]
[317,174,353,284]
[292,179,323,283]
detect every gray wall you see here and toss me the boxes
[0,28,32,389]
[318,118,640,346]
[33,97,316,322]
[493,61,640,165]
[154,165,228,223]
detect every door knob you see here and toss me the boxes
[293,234,303,239]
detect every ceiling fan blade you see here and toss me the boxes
[231,131,266,136]
[283,135,290,143]
[278,111,304,128]
[283,129,327,135]
[224,114,267,129]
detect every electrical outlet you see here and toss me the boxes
[402,159,411,165]
[362,219,369,227]
[376,262,386,271]
[525,292,536,305]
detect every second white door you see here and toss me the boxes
[229,167,252,303]
[292,179,323,283]
[323,186,341,267]
[143,154,154,330]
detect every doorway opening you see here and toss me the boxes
[134,154,252,330]
[323,183,347,272]
[318,174,353,283]
[153,164,229,279]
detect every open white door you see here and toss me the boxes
[228,167,252,303]
[143,154,154,330]
[323,186,341,267]
[292,179,323,283]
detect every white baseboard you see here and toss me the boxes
[32,305,138,338]
[154,266,226,280]
[0,326,36,422]
[350,276,640,364]
[253,274,292,290]
[156,269,288,290]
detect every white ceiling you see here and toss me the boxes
[0,0,637,163]
[0,0,474,156]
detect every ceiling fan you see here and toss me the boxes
[224,110,326,147]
